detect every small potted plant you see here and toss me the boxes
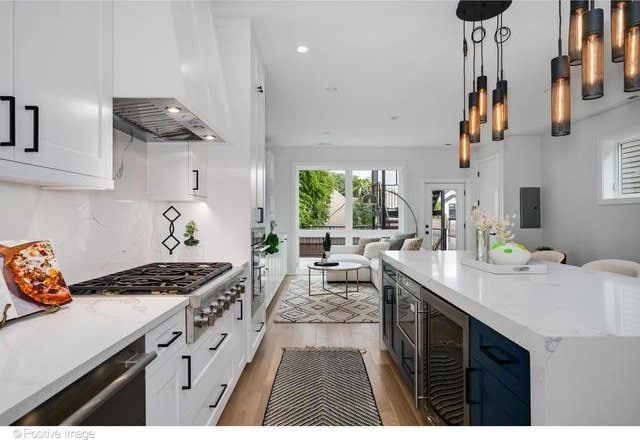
[322,232,332,261]
[183,220,199,246]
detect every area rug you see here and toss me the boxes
[263,348,382,426]
[274,276,379,323]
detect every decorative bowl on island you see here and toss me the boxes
[489,242,531,265]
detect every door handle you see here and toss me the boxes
[209,333,228,351]
[157,331,183,348]
[237,299,243,320]
[209,384,229,408]
[0,96,15,147]
[24,105,39,152]
[257,207,264,223]
[192,169,199,191]
[182,355,192,390]
[255,321,265,332]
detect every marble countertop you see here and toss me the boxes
[381,250,640,424]
[0,295,188,425]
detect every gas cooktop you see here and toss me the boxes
[69,262,233,295]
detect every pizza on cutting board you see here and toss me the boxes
[3,241,72,306]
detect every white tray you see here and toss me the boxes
[461,257,548,274]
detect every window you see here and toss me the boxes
[295,166,403,270]
[601,133,640,204]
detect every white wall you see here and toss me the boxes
[270,145,472,272]
[541,100,640,265]
[0,130,154,284]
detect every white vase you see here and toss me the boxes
[475,230,490,263]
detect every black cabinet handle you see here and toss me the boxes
[192,169,199,191]
[255,321,265,332]
[157,331,183,348]
[182,355,192,390]
[24,105,39,153]
[256,85,264,94]
[257,207,264,223]
[209,384,228,408]
[237,299,243,321]
[480,345,515,366]
[209,333,228,351]
[0,96,15,147]
[465,367,481,404]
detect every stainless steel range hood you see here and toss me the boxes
[113,98,223,143]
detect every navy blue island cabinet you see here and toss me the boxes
[468,318,531,425]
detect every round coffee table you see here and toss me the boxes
[307,261,363,300]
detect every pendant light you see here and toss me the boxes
[492,14,507,141]
[478,20,488,124]
[460,22,471,169]
[625,1,640,91]
[469,24,483,143]
[552,0,571,136]
[569,1,589,65]
[496,13,510,130]
[611,1,628,62]
[582,2,605,99]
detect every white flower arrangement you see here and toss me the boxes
[470,205,516,244]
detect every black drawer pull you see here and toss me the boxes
[209,384,228,409]
[157,331,183,348]
[192,169,199,191]
[24,105,39,152]
[255,321,265,333]
[209,333,228,351]
[237,299,243,320]
[1,96,15,147]
[480,344,515,365]
[465,367,481,404]
[182,355,192,390]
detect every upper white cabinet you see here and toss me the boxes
[0,1,114,189]
[114,1,231,144]
[0,2,14,162]
[147,142,208,202]
[251,41,266,226]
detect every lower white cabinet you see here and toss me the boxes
[248,303,266,363]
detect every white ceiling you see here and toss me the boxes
[211,0,638,148]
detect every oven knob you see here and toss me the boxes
[236,284,245,294]
[225,290,236,304]
[194,313,208,328]
[202,308,216,326]
[218,295,230,310]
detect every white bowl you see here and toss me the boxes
[489,243,531,265]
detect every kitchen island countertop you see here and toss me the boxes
[381,250,640,425]
[0,295,188,425]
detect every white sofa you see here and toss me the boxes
[325,244,382,291]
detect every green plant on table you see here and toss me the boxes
[183,220,199,246]
[265,232,279,254]
[323,232,332,252]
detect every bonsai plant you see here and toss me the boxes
[183,220,199,246]
[322,232,332,259]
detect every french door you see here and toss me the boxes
[424,182,466,251]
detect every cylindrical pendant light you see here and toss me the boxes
[625,1,640,91]
[569,1,590,65]
[611,1,628,62]
[582,5,604,99]
[459,120,470,168]
[551,57,571,136]
[492,87,505,141]
[468,91,480,142]
[477,75,487,124]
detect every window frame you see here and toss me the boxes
[599,129,640,205]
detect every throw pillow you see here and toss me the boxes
[356,237,379,255]
[400,237,423,251]
[389,232,416,250]
[363,241,391,260]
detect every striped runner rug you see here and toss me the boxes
[262,347,382,426]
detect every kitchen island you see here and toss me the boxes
[381,250,640,425]
[0,296,188,425]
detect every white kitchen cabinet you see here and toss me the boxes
[233,291,248,374]
[146,309,186,426]
[250,40,266,226]
[264,236,288,307]
[248,302,266,363]
[147,142,208,201]
[0,2,14,162]
[3,1,113,186]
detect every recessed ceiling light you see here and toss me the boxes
[325,86,338,92]
[203,135,216,141]
[296,45,309,53]
[165,106,182,113]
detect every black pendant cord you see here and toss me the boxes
[500,14,505,81]
[480,20,484,76]
[463,20,467,120]
[558,0,562,57]
[472,21,477,91]
[496,18,500,83]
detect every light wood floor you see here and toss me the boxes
[218,276,426,426]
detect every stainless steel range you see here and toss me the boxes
[70,262,248,343]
